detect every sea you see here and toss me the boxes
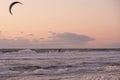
[0,48,120,80]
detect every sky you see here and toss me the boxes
[0,0,120,48]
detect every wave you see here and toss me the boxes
[0,48,120,53]
[0,49,120,80]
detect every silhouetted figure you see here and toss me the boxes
[58,49,61,52]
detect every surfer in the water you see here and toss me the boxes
[58,49,61,52]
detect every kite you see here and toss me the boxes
[9,1,23,15]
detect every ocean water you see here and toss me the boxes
[0,49,120,80]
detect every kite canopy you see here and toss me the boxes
[9,1,23,15]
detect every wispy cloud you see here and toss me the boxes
[28,34,34,36]
[108,42,120,48]
[0,32,95,48]
[0,31,2,36]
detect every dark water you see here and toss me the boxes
[0,48,120,53]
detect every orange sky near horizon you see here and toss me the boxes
[0,0,119,48]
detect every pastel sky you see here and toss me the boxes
[0,0,120,48]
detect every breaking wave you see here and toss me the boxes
[0,49,120,80]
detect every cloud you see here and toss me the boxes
[0,31,2,36]
[0,38,33,48]
[28,34,34,36]
[108,42,120,48]
[47,32,94,46]
[48,31,57,35]
[20,32,24,34]
[0,32,95,48]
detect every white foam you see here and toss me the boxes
[17,49,37,54]
[0,49,120,80]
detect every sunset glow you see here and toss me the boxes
[0,0,119,48]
